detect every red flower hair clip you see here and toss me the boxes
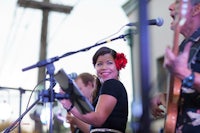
[115,53,128,71]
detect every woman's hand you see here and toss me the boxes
[59,87,72,110]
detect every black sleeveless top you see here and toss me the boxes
[91,79,128,132]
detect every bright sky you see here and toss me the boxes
[0,0,133,122]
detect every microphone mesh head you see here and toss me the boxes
[156,17,164,26]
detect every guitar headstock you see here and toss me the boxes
[172,0,189,54]
[174,0,189,27]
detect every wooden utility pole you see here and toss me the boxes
[17,0,73,86]
[17,0,73,132]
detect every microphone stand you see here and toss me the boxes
[3,70,70,133]
[3,98,40,133]
[45,62,56,133]
[0,87,32,133]
[6,31,134,133]
[18,88,25,133]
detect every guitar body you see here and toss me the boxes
[163,1,189,132]
[164,76,181,133]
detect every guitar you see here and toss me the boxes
[56,112,75,132]
[67,112,75,133]
[164,0,189,133]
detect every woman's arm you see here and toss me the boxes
[61,94,117,127]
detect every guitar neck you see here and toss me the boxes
[164,0,189,132]
[172,25,181,55]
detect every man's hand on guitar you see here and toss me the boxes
[150,93,167,119]
[163,42,192,79]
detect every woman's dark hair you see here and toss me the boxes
[92,47,117,66]
[92,47,117,106]
[92,77,101,106]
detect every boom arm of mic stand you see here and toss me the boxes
[22,31,135,72]
[22,56,60,72]
[59,31,135,58]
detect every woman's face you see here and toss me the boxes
[94,53,118,82]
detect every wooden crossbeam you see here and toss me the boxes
[17,0,73,13]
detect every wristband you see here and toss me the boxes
[182,71,195,88]
[67,104,74,112]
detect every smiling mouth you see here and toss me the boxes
[101,72,109,75]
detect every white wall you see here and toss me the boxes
[149,0,175,82]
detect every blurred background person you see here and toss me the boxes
[151,0,200,132]
[67,72,96,133]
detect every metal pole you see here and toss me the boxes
[138,0,151,132]
[18,88,25,133]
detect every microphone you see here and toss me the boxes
[126,17,164,27]
[68,72,78,80]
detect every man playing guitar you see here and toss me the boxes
[151,0,200,132]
